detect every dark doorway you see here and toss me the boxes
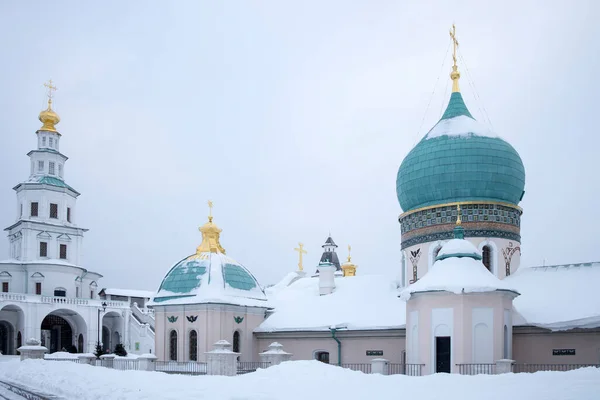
[0,321,12,355]
[102,326,110,351]
[16,331,22,349]
[435,336,451,373]
[41,314,73,353]
[315,351,330,364]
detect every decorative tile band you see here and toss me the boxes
[399,202,522,235]
[401,228,521,250]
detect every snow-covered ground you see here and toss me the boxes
[0,359,598,400]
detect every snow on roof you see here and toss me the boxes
[101,288,155,299]
[506,262,600,331]
[256,274,405,332]
[425,115,499,140]
[148,252,270,308]
[400,256,518,300]
[266,271,304,295]
[437,238,480,258]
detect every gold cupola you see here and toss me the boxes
[38,80,60,133]
[195,201,226,254]
[341,245,357,277]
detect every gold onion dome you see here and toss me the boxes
[38,101,60,132]
[195,201,226,254]
[341,245,357,277]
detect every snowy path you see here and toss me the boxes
[0,359,599,400]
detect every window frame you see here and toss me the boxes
[31,202,39,217]
[38,160,44,172]
[169,330,178,361]
[189,330,198,361]
[35,282,42,295]
[39,241,48,257]
[1,281,8,293]
[59,244,67,260]
[48,161,55,175]
[49,203,58,219]
[67,207,71,223]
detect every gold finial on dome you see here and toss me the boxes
[38,80,60,132]
[456,204,462,225]
[294,242,307,272]
[195,200,226,254]
[341,244,357,277]
[449,24,461,93]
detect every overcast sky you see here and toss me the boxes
[1,1,598,291]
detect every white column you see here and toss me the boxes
[205,340,239,376]
[17,338,48,361]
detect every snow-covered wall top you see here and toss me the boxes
[256,275,405,332]
[506,262,600,331]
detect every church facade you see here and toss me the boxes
[149,28,600,372]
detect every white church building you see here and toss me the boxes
[0,88,155,356]
[1,28,599,375]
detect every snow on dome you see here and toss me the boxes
[436,238,481,259]
[149,252,269,308]
[425,115,498,140]
[400,253,518,300]
[506,262,600,331]
[256,275,405,332]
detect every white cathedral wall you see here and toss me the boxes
[402,237,522,284]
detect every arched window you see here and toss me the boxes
[169,330,178,361]
[233,331,240,353]
[189,330,198,361]
[78,334,84,353]
[315,351,330,364]
[482,246,492,271]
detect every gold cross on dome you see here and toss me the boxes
[294,242,307,271]
[347,244,352,262]
[449,24,459,69]
[207,200,214,222]
[43,80,57,101]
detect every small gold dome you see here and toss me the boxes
[38,100,60,132]
[195,216,227,255]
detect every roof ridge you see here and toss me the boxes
[529,261,600,270]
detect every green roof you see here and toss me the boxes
[396,92,525,212]
[36,176,79,194]
[223,263,258,290]
[158,258,208,293]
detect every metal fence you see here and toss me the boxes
[340,363,372,373]
[513,364,600,373]
[237,362,271,375]
[155,361,208,375]
[113,359,141,371]
[44,357,82,364]
[456,363,496,375]
[388,363,424,376]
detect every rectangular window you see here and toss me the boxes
[59,244,67,259]
[42,137,46,146]
[30,202,39,217]
[20,204,22,217]
[38,161,44,172]
[49,137,54,147]
[2,282,8,293]
[90,290,94,299]
[58,164,63,178]
[67,207,71,222]
[39,241,48,257]
[49,203,58,219]
[49,162,55,175]
[35,282,42,295]
[76,286,79,298]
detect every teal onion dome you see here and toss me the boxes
[396,92,525,212]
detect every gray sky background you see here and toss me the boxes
[1,1,598,291]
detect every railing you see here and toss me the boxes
[132,304,156,331]
[0,291,129,308]
[113,359,140,371]
[0,379,60,400]
[237,361,271,375]
[388,363,424,376]
[44,357,82,364]
[513,364,600,373]
[456,363,496,375]
[0,292,26,301]
[155,361,207,375]
[341,363,372,374]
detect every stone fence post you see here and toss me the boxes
[205,340,238,376]
[17,338,48,361]
[100,354,116,368]
[371,358,389,375]
[138,353,158,371]
[259,342,292,366]
[495,359,515,374]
